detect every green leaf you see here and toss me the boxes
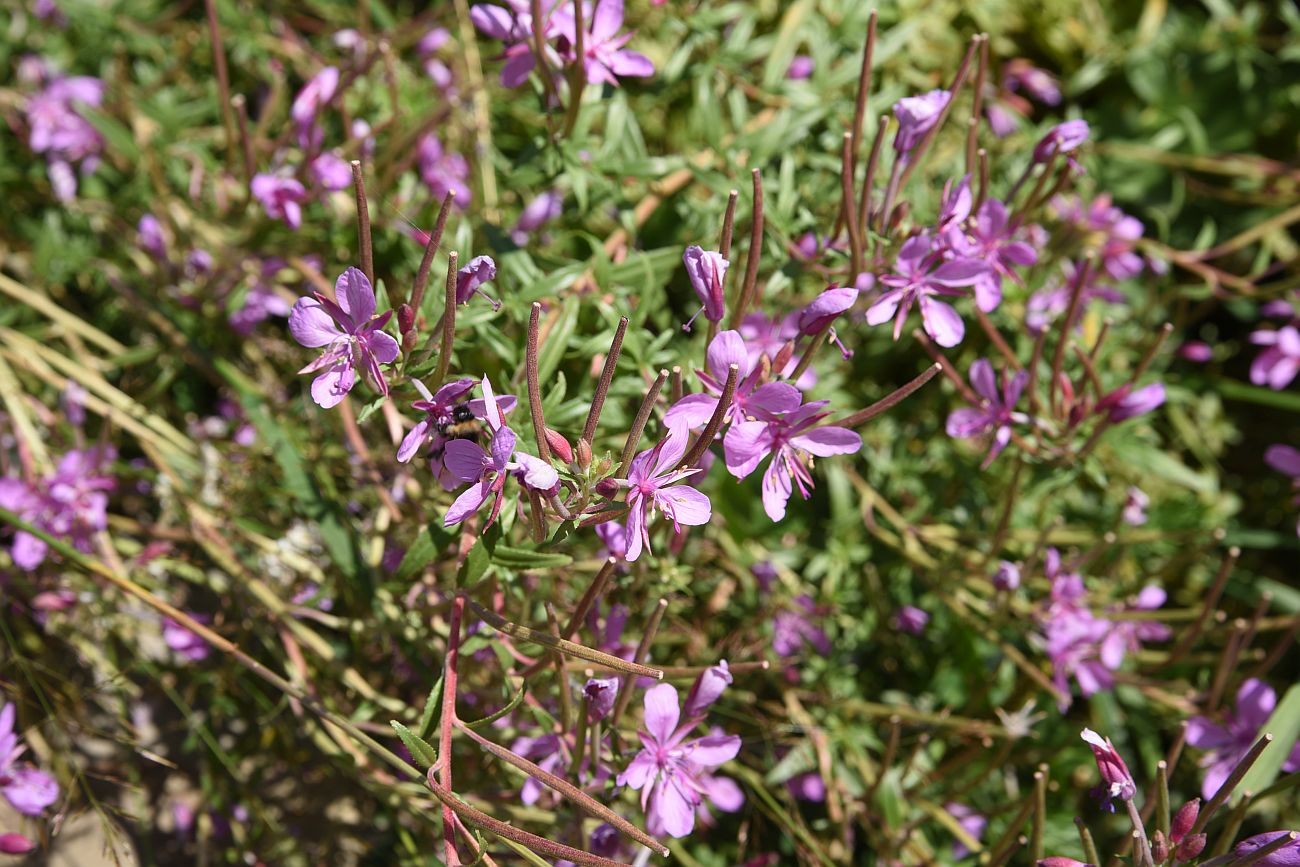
[355,395,387,424]
[490,544,573,570]
[1238,684,1300,796]
[390,721,438,769]
[80,108,139,161]
[461,680,528,728]
[416,674,445,739]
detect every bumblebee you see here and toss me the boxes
[439,403,483,442]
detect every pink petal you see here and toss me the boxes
[367,328,400,365]
[920,297,965,348]
[723,420,772,479]
[617,750,657,790]
[655,425,692,474]
[500,50,536,88]
[335,267,375,326]
[444,438,490,481]
[748,382,803,415]
[685,733,741,767]
[397,420,431,463]
[1265,445,1300,478]
[791,426,861,457]
[625,501,646,562]
[490,426,517,469]
[609,50,654,78]
[643,683,680,744]
[1236,678,1277,729]
[864,291,904,326]
[656,485,711,526]
[470,4,515,39]
[3,765,59,815]
[700,774,744,811]
[311,365,355,408]
[707,330,749,381]
[288,297,344,347]
[444,480,490,526]
[653,775,696,838]
[591,0,624,42]
[513,451,559,490]
[664,394,719,429]
[1185,717,1233,751]
[931,259,988,287]
[761,460,793,521]
[969,359,998,402]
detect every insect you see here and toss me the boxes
[438,403,483,442]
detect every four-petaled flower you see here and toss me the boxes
[288,267,400,408]
[1250,325,1300,390]
[942,198,1038,312]
[615,425,711,561]
[723,399,862,522]
[945,359,1029,468]
[443,377,558,527]
[866,234,988,348]
[0,702,60,817]
[616,682,741,838]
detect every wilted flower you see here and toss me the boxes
[614,425,711,561]
[866,234,988,348]
[456,255,500,309]
[682,246,729,331]
[724,398,862,522]
[1101,382,1165,423]
[1080,728,1136,810]
[1188,679,1300,800]
[584,677,618,722]
[0,701,60,816]
[797,285,858,357]
[1249,325,1300,390]
[893,89,950,154]
[682,661,731,718]
[616,683,741,838]
[288,267,400,408]
[251,173,309,230]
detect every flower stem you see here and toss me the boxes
[834,363,941,429]
[849,10,879,174]
[439,594,465,866]
[351,160,374,287]
[1049,257,1092,415]
[580,316,628,450]
[203,0,236,168]
[1075,817,1101,866]
[968,35,990,174]
[526,302,552,463]
[561,0,587,138]
[859,114,889,244]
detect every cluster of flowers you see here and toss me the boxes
[0,701,61,855]
[0,447,114,570]
[19,57,104,202]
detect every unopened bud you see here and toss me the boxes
[1151,830,1169,864]
[546,428,574,464]
[401,330,417,353]
[1174,833,1206,862]
[1038,859,1094,867]
[1170,799,1199,843]
[773,340,795,376]
[0,834,34,855]
[576,438,592,469]
[682,660,732,718]
[584,677,618,722]
[397,302,415,335]
[593,478,619,499]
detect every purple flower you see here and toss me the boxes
[797,285,858,358]
[772,596,831,657]
[948,803,987,861]
[942,198,1038,312]
[1101,382,1165,423]
[26,75,104,201]
[1265,445,1300,536]
[1235,832,1300,866]
[993,560,1021,591]
[1188,679,1300,800]
[0,447,114,569]
[787,55,815,80]
[397,378,477,463]
[786,771,826,802]
[471,0,567,88]
[664,330,802,430]
[290,66,339,150]
[229,259,293,335]
[584,677,618,722]
[1250,325,1300,390]
[1025,262,1126,334]
[614,425,711,561]
[563,0,655,87]
[594,519,628,561]
[417,134,471,206]
[945,359,1029,467]
[1004,59,1061,104]
[1178,340,1213,362]
[616,683,741,838]
[456,255,499,308]
[866,234,988,348]
[251,173,308,230]
[288,267,401,408]
[138,214,167,259]
[163,616,211,662]
[893,89,950,154]
[0,701,60,816]
[442,378,559,527]
[895,605,929,635]
[1053,195,1146,282]
[511,190,563,245]
[723,399,862,522]
[682,661,731,718]
[739,313,814,389]
[682,246,729,331]
[1033,119,1090,163]
[1081,728,1136,810]
[1122,486,1149,526]
[309,151,353,191]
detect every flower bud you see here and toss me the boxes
[1037,858,1094,867]
[593,478,619,499]
[397,302,415,335]
[1174,833,1207,862]
[1170,798,1199,843]
[682,246,728,328]
[575,437,592,469]
[1080,729,1136,806]
[584,677,618,722]
[0,834,34,855]
[545,428,574,464]
[1151,830,1169,864]
[682,660,732,718]
[993,560,1021,591]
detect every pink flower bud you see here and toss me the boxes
[1151,830,1169,864]
[1080,728,1136,804]
[397,303,415,335]
[593,478,619,499]
[1175,833,1207,862]
[545,428,574,464]
[682,246,728,329]
[1037,858,1094,867]
[584,677,618,722]
[0,834,33,855]
[1170,798,1199,843]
